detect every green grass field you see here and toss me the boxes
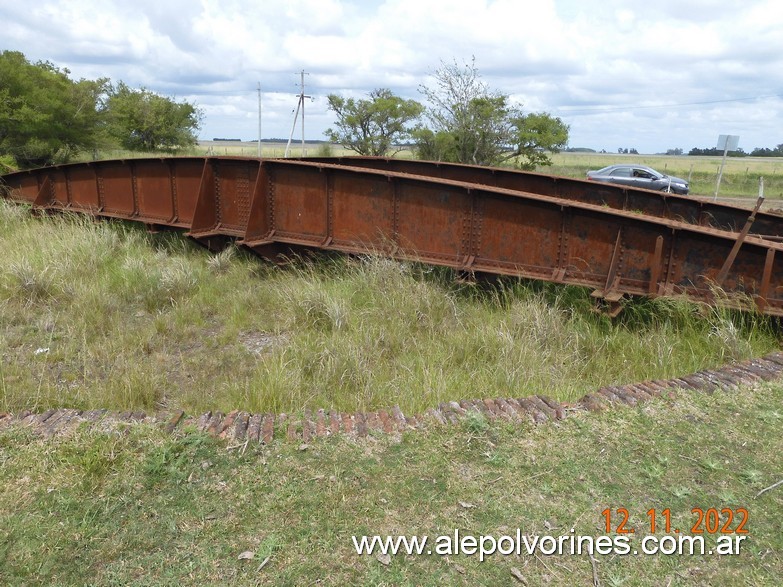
[1,382,781,585]
[1,199,779,417]
[2,147,783,586]
[549,152,783,200]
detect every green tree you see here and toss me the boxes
[512,112,570,169]
[0,50,107,168]
[104,82,203,152]
[417,58,569,169]
[324,88,423,156]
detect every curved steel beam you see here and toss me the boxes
[305,155,783,238]
[2,156,782,316]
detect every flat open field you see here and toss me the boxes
[549,152,783,203]
[552,152,783,176]
[1,381,781,585]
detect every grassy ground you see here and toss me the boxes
[2,147,782,586]
[548,153,783,201]
[0,381,781,586]
[1,200,779,417]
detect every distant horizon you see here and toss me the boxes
[198,138,782,157]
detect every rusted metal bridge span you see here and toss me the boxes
[2,156,782,316]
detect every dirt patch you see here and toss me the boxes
[238,331,288,356]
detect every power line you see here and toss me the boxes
[257,82,262,157]
[285,70,311,157]
[178,88,257,96]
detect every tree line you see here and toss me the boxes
[687,146,783,157]
[603,146,783,157]
[325,58,570,170]
[0,50,202,170]
[2,51,569,172]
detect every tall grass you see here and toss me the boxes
[0,200,779,416]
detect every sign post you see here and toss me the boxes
[714,134,740,201]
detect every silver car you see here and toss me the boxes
[587,164,689,195]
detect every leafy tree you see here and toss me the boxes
[0,50,107,167]
[688,146,747,157]
[416,58,569,169]
[688,147,720,156]
[324,88,423,156]
[513,112,571,169]
[104,82,203,152]
[750,144,783,157]
[413,128,458,162]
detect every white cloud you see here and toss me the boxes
[1,0,782,151]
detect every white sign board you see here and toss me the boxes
[717,135,740,151]
[714,134,741,199]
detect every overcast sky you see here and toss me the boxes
[3,0,782,153]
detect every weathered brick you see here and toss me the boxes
[597,387,622,402]
[247,414,262,442]
[495,398,521,420]
[262,414,275,444]
[425,407,447,425]
[378,410,394,433]
[197,412,212,432]
[218,410,239,438]
[527,396,558,419]
[329,411,341,435]
[165,410,185,433]
[536,395,566,419]
[579,393,608,412]
[206,412,224,435]
[516,397,548,423]
[316,409,327,436]
[233,412,250,440]
[391,406,408,430]
[286,420,299,441]
[341,413,354,434]
[356,413,368,437]
[482,399,504,419]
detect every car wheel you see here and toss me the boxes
[660,185,673,193]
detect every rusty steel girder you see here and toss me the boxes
[2,156,782,316]
[309,156,783,238]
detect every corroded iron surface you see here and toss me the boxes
[2,156,782,315]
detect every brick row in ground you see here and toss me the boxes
[2,351,783,442]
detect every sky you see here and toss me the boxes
[2,0,782,154]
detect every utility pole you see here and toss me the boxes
[257,82,262,158]
[285,70,311,157]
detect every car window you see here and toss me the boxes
[609,168,631,177]
[633,169,655,179]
